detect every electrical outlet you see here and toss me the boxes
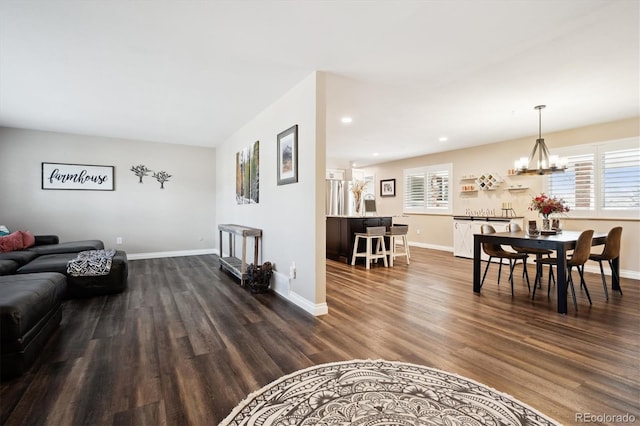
[416,229,421,235]
[116,237,123,244]
[289,262,296,279]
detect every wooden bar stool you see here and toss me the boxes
[386,224,410,267]
[351,226,388,269]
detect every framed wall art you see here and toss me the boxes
[236,141,260,204]
[277,124,298,185]
[42,162,115,191]
[380,178,396,197]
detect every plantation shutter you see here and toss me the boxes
[403,164,451,213]
[404,171,425,210]
[426,170,449,209]
[601,147,640,210]
[548,153,594,211]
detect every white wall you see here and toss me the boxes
[0,127,217,256]
[215,72,327,316]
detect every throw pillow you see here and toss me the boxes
[0,231,24,253]
[20,230,36,248]
[0,225,9,236]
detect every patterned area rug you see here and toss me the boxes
[220,359,560,426]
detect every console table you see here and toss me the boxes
[218,224,262,286]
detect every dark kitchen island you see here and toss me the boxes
[326,215,392,263]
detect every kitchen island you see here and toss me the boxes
[326,215,392,263]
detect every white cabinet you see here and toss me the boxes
[453,218,523,260]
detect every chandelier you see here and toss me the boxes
[514,105,567,175]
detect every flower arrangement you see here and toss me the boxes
[529,193,569,218]
[351,180,367,214]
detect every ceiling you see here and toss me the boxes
[1,1,638,167]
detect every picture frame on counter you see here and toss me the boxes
[380,178,396,197]
[277,124,298,185]
[42,162,115,191]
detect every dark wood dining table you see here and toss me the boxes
[473,230,619,314]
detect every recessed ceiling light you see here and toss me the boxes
[341,117,353,124]
[373,152,379,156]
[439,137,448,142]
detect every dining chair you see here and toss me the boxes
[534,229,594,311]
[480,224,530,295]
[588,226,623,300]
[506,222,554,288]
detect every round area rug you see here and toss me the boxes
[220,359,559,426]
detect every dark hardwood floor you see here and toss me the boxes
[1,248,638,425]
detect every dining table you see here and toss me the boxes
[473,230,619,314]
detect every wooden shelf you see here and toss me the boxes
[218,224,262,286]
[507,187,529,191]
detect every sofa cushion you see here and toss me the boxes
[0,260,19,276]
[0,250,39,266]
[0,232,24,253]
[17,251,128,298]
[27,240,104,255]
[0,272,66,345]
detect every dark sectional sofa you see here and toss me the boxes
[0,235,128,380]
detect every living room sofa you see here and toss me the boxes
[0,272,67,379]
[0,232,128,379]
[0,234,128,297]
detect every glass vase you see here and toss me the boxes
[542,216,550,231]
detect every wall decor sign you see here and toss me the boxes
[380,178,396,197]
[277,124,298,185]
[236,141,260,204]
[42,162,114,191]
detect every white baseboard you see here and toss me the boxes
[271,271,328,316]
[409,241,453,253]
[127,248,218,260]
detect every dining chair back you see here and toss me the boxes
[588,226,623,300]
[479,224,530,295]
[506,222,554,288]
[534,229,594,311]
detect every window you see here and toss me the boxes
[403,163,452,214]
[545,138,639,218]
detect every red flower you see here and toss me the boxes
[529,193,569,217]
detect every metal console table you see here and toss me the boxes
[218,224,262,286]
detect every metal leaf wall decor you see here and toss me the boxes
[153,171,172,189]
[130,164,172,189]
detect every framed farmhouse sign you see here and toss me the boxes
[42,162,115,191]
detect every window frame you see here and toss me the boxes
[403,163,453,215]
[543,137,639,219]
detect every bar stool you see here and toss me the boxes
[386,224,410,267]
[351,226,388,269]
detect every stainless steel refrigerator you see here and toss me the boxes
[325,179,345,216]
